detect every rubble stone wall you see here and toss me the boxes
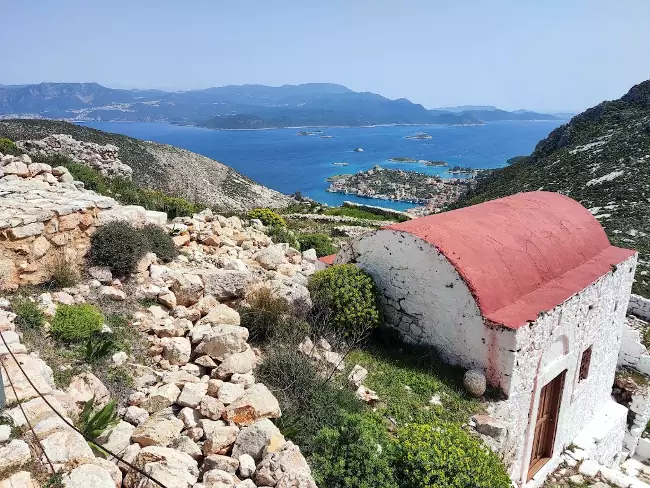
[629,294,650,321]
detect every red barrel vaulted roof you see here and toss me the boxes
[384,191,636,329]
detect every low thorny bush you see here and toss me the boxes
[89,220,178,276]
[46,251,81,288]
[247,207,286,227]
[11,297,46,330]
[297,233,336,257]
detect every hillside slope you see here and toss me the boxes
[454,80,650,296]
[0,119,291,211]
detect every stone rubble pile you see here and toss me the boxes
[16,134,133,179]
[0,150,165,291]
[1,208,324,488]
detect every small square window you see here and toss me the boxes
[579,346,592,381]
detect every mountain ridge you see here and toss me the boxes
[0,82,559,129]
[453,79,650,297]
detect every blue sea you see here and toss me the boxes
[78,121,566,211]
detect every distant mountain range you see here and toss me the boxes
[0,82,563,129]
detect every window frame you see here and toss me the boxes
[579,346,593,382]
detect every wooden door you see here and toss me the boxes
[527,370,566,481]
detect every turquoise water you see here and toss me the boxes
[78,120,566,210]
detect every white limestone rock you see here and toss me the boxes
[161,337,192,366]
[140,383,181,413]
[0,440,31,472]
[232,418,285,462]
[124,406,150,426]
[200,269,258,300]
[463,369,487,397]
[63,464,115,488]
[223,384,281,426]
[203,455,239,474]
[66,372,111,408]
[196,325,249,361]
[95,420,136,458]
[177,382,209,408]
[214,348,256,380]
[41,430,94,464]
[123,446,199,488]
[131,408,184,447]
[0,471,38,488]
[202,425,240,455]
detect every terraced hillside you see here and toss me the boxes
[0,118,291,211]
[455,80,650,296]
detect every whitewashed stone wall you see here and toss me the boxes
[504,255,637,487]
[629,294,650,320]
[336,229,517,391]
[619,317,650,375]
[622,387,650,457]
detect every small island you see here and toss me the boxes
[296,130,323,136]
[405,132,433,140]
[353,147,364,152]
[388,157,448,167]
[332,162,349,166]
[326,165,473,213]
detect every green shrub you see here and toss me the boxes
[89,221,149,276]
[51,303,104,342]
[248,208,286,227]
[308,264,380,338]
[239,286,304,343]
[312,413,396,488]
[79,396,119,441]
[0,138,21,156]
[140,224,178,262]
[266,225,300,250]
[12,298,45,330]
[84,335,116,363]
[297,233,336,257]
[393,423,511,488]
[256,346,362,452]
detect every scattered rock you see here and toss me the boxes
[0,440,31,473]
[63,463,116,488]
[232,418,285,462]
[131,409,184,447]
[463,369,487,397]
[124,446,199,488]
[223,384,281,426]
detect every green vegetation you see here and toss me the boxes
[394,423,511,488]
[32,153,204,219]
[140,224,179,262]
[312,413,396,488]
[323,206,397,221]
[297,233,336,257]
[79,397,120,441]
[84,335,116,363]
[11,297,46,330]
[89,221,149,276]
[46,252,80,288]
[308,265,380,338]
[239,287,307,343]
[0,137,20,155]
[248,207,287,227]
[455,80,650,296]
[266,225,300,250]
[51,303,104,341]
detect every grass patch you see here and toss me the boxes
[323,207,400,221]
[11,297,46,330]
[346,333,482,426]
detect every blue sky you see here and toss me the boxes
[2,0,649,112]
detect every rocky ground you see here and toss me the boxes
[0,210,323,488]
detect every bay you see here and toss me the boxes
[78,120,566,210]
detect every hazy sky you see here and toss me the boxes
[2,0,649,112]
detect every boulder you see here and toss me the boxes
[66,372,111,408]
[89,266,113,284]
[41,430,94,464]
[223,384,281,426]
[232,418,285,462]
[100,286,127,301]
[347,364,368,387]
[170,274,204,307]
[169,436,203,461]
[124,406,150,426]
[203,455,239,474]
[0,472,38,488]
[252,247,286,271]
[0,440,31,473]
[177,382,209,408]
[254,442,315,487]
[96,420,136,458]
[131,409,184,447]
[217,382,245,405]
[200,270,258,300]
[200,396,226,420]
[140,383,181,413]
[463,369,487,397]
[214,348,256,380]
[202,425,240,455]
[63,464,115,488]
[238,454,256,478]
[2,354,54,404]
[202,470,236,488]
[123,446,199,488]
[198,304,240,326]
[178,407,202,429]
[161,337,192,366]
[196,325,249,361]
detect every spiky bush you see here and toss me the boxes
[139,224,178,262]
[266,225,300,250]
[308,264,380,337]
[12,297,45,330]
[89,221,148,276]
[51,303,104,342]
[248,208,286,227]
[297,233,336,257]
